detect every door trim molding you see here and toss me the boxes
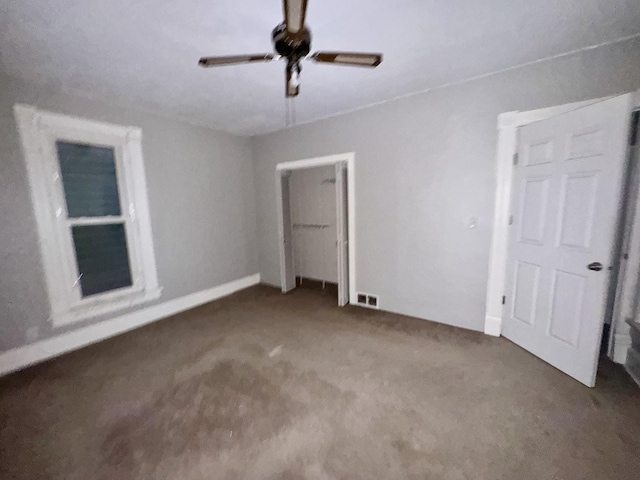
[485,97,614,337]
[276,152,357,304]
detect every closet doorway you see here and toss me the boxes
[276,153,355,307]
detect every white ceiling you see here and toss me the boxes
[1,0,639,136]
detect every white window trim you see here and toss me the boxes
[14,104,161,327]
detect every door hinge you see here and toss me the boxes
[513,153,519,166]
[508,215,513,225]
[502,295,506,305]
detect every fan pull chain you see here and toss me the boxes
[285,97,290,127]
[291,97,296,126]
[284,97,297,128]
[284,97,296,128]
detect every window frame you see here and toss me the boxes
[14,104,161,327]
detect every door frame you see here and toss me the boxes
[485,92,640,355]
[276,152,357,304]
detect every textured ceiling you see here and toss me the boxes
[1,0,639,136]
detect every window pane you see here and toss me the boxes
[71,223,133,297]
[56,141,122,217]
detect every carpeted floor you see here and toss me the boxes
[1,285,639,479]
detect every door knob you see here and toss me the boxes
[587,262,603,271]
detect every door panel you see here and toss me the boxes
[547,270,584,347]
[503,95,632,387]
[557,172,598,250]
[518,176,550,244]
[512,261,540,326]
[524,139,554,166]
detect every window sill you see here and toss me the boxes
[50,287,162,327]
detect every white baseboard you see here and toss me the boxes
[0,273,261,377]
[612,332,632,365]
[484,315,502,337]
[626,366,640,388]
[625,348,640,388]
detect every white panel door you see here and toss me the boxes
[277,171,296,293]
[503,95,633,387]
[336,162,349,306]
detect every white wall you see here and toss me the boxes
[252,37,640,332]
[0,74,259,352]
[290,166,338,283]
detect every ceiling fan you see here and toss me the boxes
[198,0,383,97]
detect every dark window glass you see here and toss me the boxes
[56,141,121,217]
[71,223,132,297]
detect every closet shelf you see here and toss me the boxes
[293,223,331,229]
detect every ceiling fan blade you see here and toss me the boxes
[283,0,308,34]
[286,68,299,97]
[310,51,383,67]
[198,54,275,67]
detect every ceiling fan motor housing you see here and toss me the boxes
[272,23,311,61]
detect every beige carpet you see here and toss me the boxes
[1,285,639,479]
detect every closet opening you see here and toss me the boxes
[276,153,355,307]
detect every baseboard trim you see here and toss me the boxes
[612,332,632,365]
[0,273,261,377]
[484,315,502,337]
[625,348,640,388]
[626,366,640,388]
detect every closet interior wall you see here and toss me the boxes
[289,166,338,284]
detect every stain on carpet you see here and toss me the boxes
[101,360,302,477]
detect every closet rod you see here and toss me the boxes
[293,223,331,229]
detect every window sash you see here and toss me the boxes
[70,223,133,297]
[56,141,123,218]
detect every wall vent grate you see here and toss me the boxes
[356,292,380,310]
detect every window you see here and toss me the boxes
[15,105,161,326]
